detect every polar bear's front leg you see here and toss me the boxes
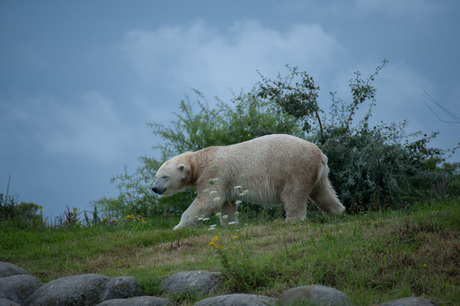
[173,197,215,230]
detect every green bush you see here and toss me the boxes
[253,61,457,210]
[94,90,303,219]
[94,61,458,219]
[1,193,45,228]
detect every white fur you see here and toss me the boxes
[152,134,345,229]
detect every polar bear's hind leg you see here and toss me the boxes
[309,164,345,215]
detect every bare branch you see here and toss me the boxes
[422,91,460,124]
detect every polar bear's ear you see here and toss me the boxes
[178,164,187,172]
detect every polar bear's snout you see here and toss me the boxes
[152,178,167,195]
[151,185,166,195]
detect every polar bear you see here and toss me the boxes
[152,134,345,230]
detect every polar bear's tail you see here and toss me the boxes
[309,154,346,215]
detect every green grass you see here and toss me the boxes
[1,201,459,305]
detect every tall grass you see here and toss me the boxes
[1,201,458,305]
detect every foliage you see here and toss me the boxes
[254,65,321,132]
[94,60,458,219]
[1,191,44,228]
[148,90,304,154]
[0,192,20,221]
[208,235,267,292]
[253,60,455,209]
[94,89,304,218]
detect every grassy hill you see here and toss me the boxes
[1,200,459,305]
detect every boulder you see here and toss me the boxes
[380,297,436,306]
[0,274,42,305]
[160,271,221,297]
[0,298,21,306]
[278,285,354,306]
[101,276,143,301]
[96,296,169,306]
[194,293,278,306]
[25,274,111,306]
[0,262,30,278]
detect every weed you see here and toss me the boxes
[208,234,268,293]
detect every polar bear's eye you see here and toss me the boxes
[161,176,168,179]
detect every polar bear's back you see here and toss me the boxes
[204,134,325,204]
[219,134,323,169]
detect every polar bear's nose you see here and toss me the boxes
[152,186,165,195]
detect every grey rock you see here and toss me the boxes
[160,270,221,296]
[0,274,42,305]
[101,276,144,301]
[194,293,278,306]
[0,298,21,306]
[380,297,436,306]
[96,296,169,306]
[25,273,111,306]
[279,285,354,306]
[0,262,30,278]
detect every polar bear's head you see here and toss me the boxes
[152,154,192,196]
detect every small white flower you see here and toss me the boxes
[243,189,249,195]
[213,197,221,203]
[215,212,222,217]
[222,215,228,220]
[210,190,218,195]
[234,185,243,190]
[212,177,219,182]
[203,189,210,194]
[202,218,210,221]
[210,224,217,228]
[228,221,238,225]
[235,211,240,217]
[235,200,242,205]
[208,227,216,231]
[239,193,246,197]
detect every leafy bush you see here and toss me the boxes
[253,61,458,210]
[94,90,303,219]
[94,61,458,219]
[1,193,44,228]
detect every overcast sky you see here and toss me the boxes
[1,0,459,218]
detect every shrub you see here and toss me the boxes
[0,193,44,228]
[253,61,455,210]
[94,61,457,219]
[94,90,303,218]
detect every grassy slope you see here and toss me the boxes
[1,201,459,305]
